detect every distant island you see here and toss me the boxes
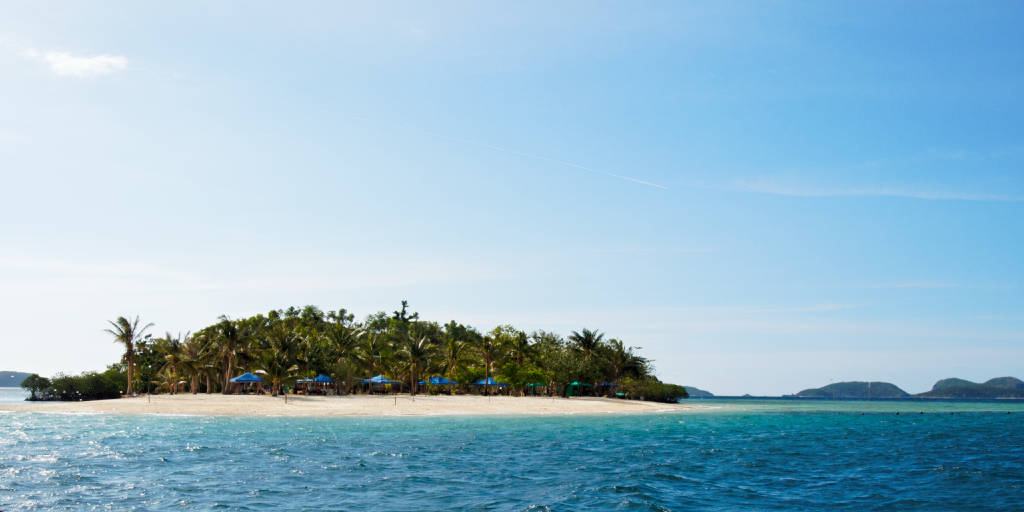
[0,371,32,387]
[792,381,910,399]
[683,386,714,398]
[790,377,1024,399]
[917,377,1024,399]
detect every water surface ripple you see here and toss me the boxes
[2,399,1022,510]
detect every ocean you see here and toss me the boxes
[1,398,1022,510]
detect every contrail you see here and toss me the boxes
[348,116,668,190]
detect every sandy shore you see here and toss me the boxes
[0,394,693,417]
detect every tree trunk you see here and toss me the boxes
[222,352,233,394]
[484,359,490,396]
[126,349,134,396]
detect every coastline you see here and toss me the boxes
[0,394,693,417]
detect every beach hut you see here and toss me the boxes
[471,378,508,395]
[416,376,458,394]
[229,372,263,394]
[566,381,592,397]
[361,375,396,394]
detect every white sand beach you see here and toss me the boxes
[0,394,693,417]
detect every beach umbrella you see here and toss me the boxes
[472,377,498,386]
[361,375,396,384]
[314,374,333,383]
[428,376,456,385]
[230,372,263,383]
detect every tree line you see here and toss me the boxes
[24,301,688,403]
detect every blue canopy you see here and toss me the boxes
[314,374,333,383]
[230,372,263,383]
[361,375,396,384]
[419,376,457,386]
[472,378,505,386]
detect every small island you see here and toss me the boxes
[917,377,1024,399]
[684,386,714,398]
[791,381,910,399]
[11,301,692,416]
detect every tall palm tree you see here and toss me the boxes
[326,323,361,394]
[154,332,187,394]
[478,335,503,396]
[568,328,604,360]
[606,338,646,387]
[510,331,531,366]
[441,324,469,394]
[215,316,243,394]
[254,324,300,396]
[104,315,154,396]
[399,334,433,395]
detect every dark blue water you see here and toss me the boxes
[2,400,1023,511]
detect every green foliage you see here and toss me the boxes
[21,374,51,400]
[83,301,686,403]
[620,379,689,403]
[44,369,125,401]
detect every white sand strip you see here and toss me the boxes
[0,394,693,417]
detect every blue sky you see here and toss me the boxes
[2,2,1022,395]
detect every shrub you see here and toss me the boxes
[620,378,689,403]
[39,370,125,401]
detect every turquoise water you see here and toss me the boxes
[2,400,1022,510]
[0,387,29,404]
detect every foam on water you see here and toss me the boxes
[1,400,1022,510]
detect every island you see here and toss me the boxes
[0,371,32,387]
[791,381,910,399]
[12,301,692,413]
[916,377,1024,399]
[683,386,714,398]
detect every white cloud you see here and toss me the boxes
[26,50,127,77]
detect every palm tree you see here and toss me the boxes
[441,323,470,394]
[399,334,433,395]
[254,325,300,396]
[104,316,154,396]
[215,316,243,394]
[509,330,531,366]
[568,328,604,360]
[606,339,647,387]
[355,331,385,392]
[326,323,361,394]
[154,332,187,394]
[478,335,503,396]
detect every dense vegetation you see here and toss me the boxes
[917,377,1024,398]
[794,381,910,399]
[21,370,126,401]
[24,301,688,403]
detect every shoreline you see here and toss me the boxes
[0,394,694,418]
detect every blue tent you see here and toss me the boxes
[472,378,505,386]
[420,376,457,386]
[314,374,333,383]
[361,375,396,384]
[230,372,263,383]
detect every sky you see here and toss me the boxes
[2,1,1023,395]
